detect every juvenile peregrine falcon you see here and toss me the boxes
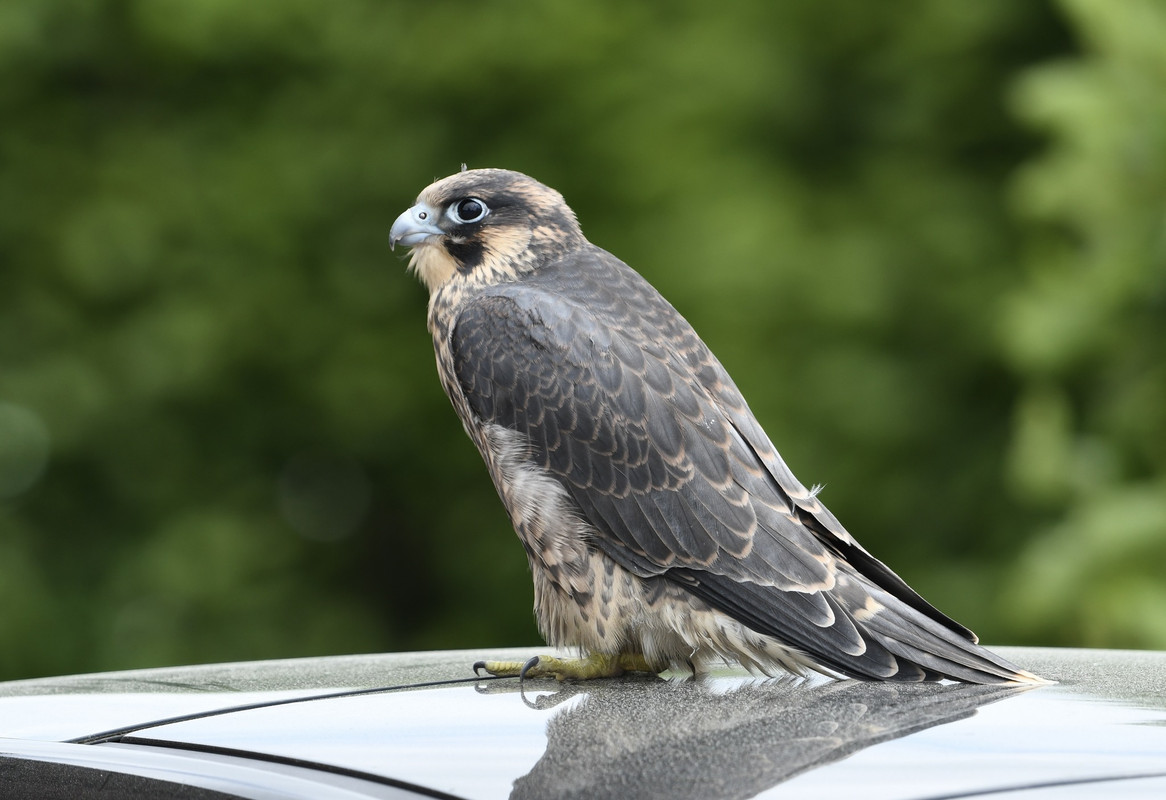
[390,168,1041,684]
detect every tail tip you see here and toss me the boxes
[1008,667,1055,686]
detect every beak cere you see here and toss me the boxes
[390,204,444,250]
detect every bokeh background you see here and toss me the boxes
[1,0,1163,681]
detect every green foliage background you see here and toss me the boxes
[1,0,1162,680]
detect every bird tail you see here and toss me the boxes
[681,569,1047,684]
[833,576,1048,684]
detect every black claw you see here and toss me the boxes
[518,655,541,681]
[472,660,487,676]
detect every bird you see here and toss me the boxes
[390,167,1043,684]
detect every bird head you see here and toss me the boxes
[390,168,584,294]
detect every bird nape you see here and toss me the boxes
[390,167,1044,685]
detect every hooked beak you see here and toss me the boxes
[390,203,444,250]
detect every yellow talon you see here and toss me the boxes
[473,652,658,680]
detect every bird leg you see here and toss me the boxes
[473,652,658,680]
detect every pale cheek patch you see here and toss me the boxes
[483,225,533,268]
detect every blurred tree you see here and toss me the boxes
[998,0,1166,648]
[5,0,1153,683]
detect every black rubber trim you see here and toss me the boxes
[915,771,1166,799]
[68,674,501,745]
[103,738,468,800]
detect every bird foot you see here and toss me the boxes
[473,652,657,681]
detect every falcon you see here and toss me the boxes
[390,167,1042,684]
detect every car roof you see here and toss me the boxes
[2,646,1166,799]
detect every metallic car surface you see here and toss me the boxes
[1,646,1165,799]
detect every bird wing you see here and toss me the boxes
[450,246,1023,681]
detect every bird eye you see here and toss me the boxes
[448,197,489,225]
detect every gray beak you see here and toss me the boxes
[390,203,444,250]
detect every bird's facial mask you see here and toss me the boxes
[393,168,580,295]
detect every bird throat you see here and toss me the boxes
[408,242,460,294]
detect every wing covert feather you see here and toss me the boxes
[450,282,832,590]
